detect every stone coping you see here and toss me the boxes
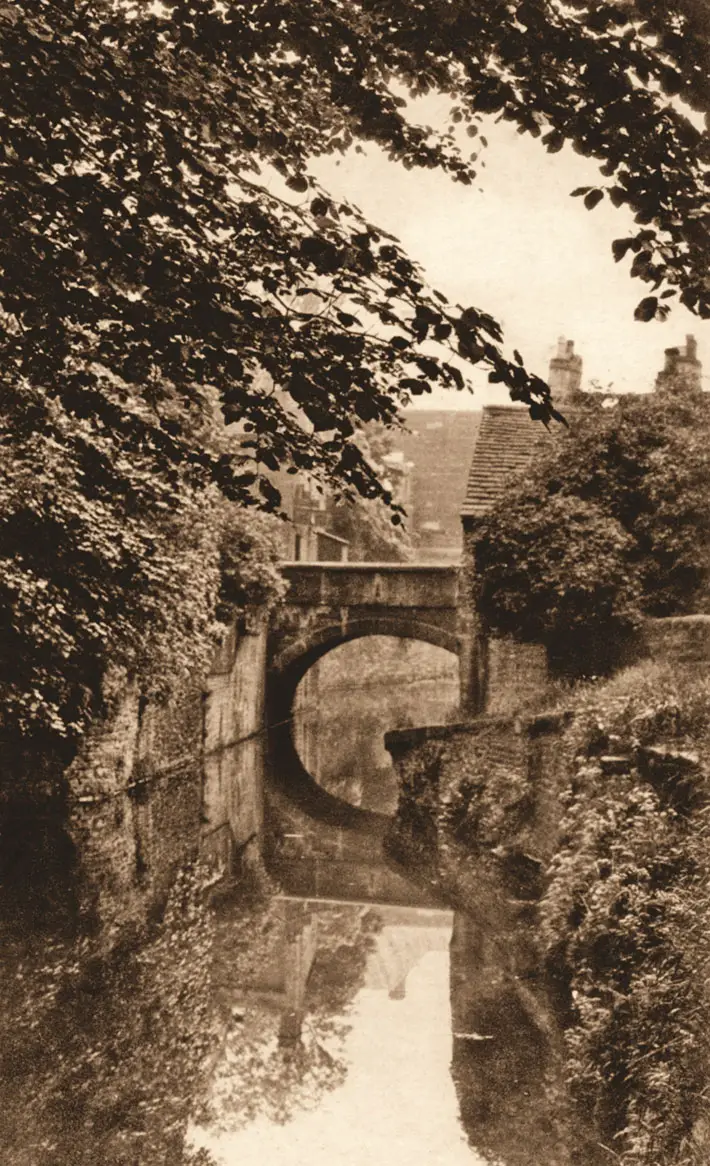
[280,561,459,572]
[647,613,710,624]
[385,710,567,753]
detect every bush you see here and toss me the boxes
[541,664,710,1166]
[474,387,710,673]
[475,490,642,673]
[0,380,285,753]
[216,505,288,627]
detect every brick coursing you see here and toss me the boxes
[643,615,710,665]
[385,713,568,947]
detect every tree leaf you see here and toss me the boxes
[584,189,605,210]
[634,296,659,321]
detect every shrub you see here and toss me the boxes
[0,382,285,754]
[474,388,710,673]
[475,490,642,674]
[541,664,710,1166]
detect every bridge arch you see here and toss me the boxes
[275,614,461,680]
[266,597,461,829]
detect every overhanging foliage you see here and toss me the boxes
[1,0,709,739]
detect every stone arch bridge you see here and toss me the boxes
[269,562,463,670]
[265,562,468,905]
[265,562,466,825]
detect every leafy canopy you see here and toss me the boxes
[1,0,710,739]
[3,0,710,503]
[474,384,710,671]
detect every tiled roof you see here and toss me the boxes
[460,405,550,520]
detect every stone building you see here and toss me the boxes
[271,446,413,564]
[393,411,482,563]
[461,332,704,545]
[460,337,583,532]
[456,338,584,712]
[268,471,350,563]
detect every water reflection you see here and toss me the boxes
[449,913,574,1166]
[1,872,580,1165]
[205,897,382,1130]
[194,897,487,1165]
[292,638,459,815]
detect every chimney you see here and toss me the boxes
[548,337,583,402]
[654,335,702,393]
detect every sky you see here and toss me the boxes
[310,103,710,409]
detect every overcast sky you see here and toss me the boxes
[312,104,710,409]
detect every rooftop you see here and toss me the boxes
[460,333,705,527]
[460,405,550,521]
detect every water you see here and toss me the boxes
[0,837,574,1164]
[192,897,488,1166]
[0,875,575,1165]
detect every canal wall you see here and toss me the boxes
[64,621,268,935]
[385,710,575,1160]
[384,614,710,1158]
[386,615,710,915]
[385,713,567,953]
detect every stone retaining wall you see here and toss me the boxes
[64,622,268,935]
[643,614,710,666]
[385,713,568,950]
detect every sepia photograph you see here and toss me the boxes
[1,2,710,1164]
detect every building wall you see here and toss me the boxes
[485,637,549,716]
[394,410,482,562]
[458,524,549,717]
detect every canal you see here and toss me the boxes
[0,637,576,1165]
[0,823,575,1165]
[191,897,481,1165]
[184,878,575,1166]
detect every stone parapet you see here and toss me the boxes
[643,614,710,666]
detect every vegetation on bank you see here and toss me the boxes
[541,663,710,1166]
[0,410,287,751]
[474,385,710,673]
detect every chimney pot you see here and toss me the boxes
[549,337,583,401]
[655,335,702,393]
